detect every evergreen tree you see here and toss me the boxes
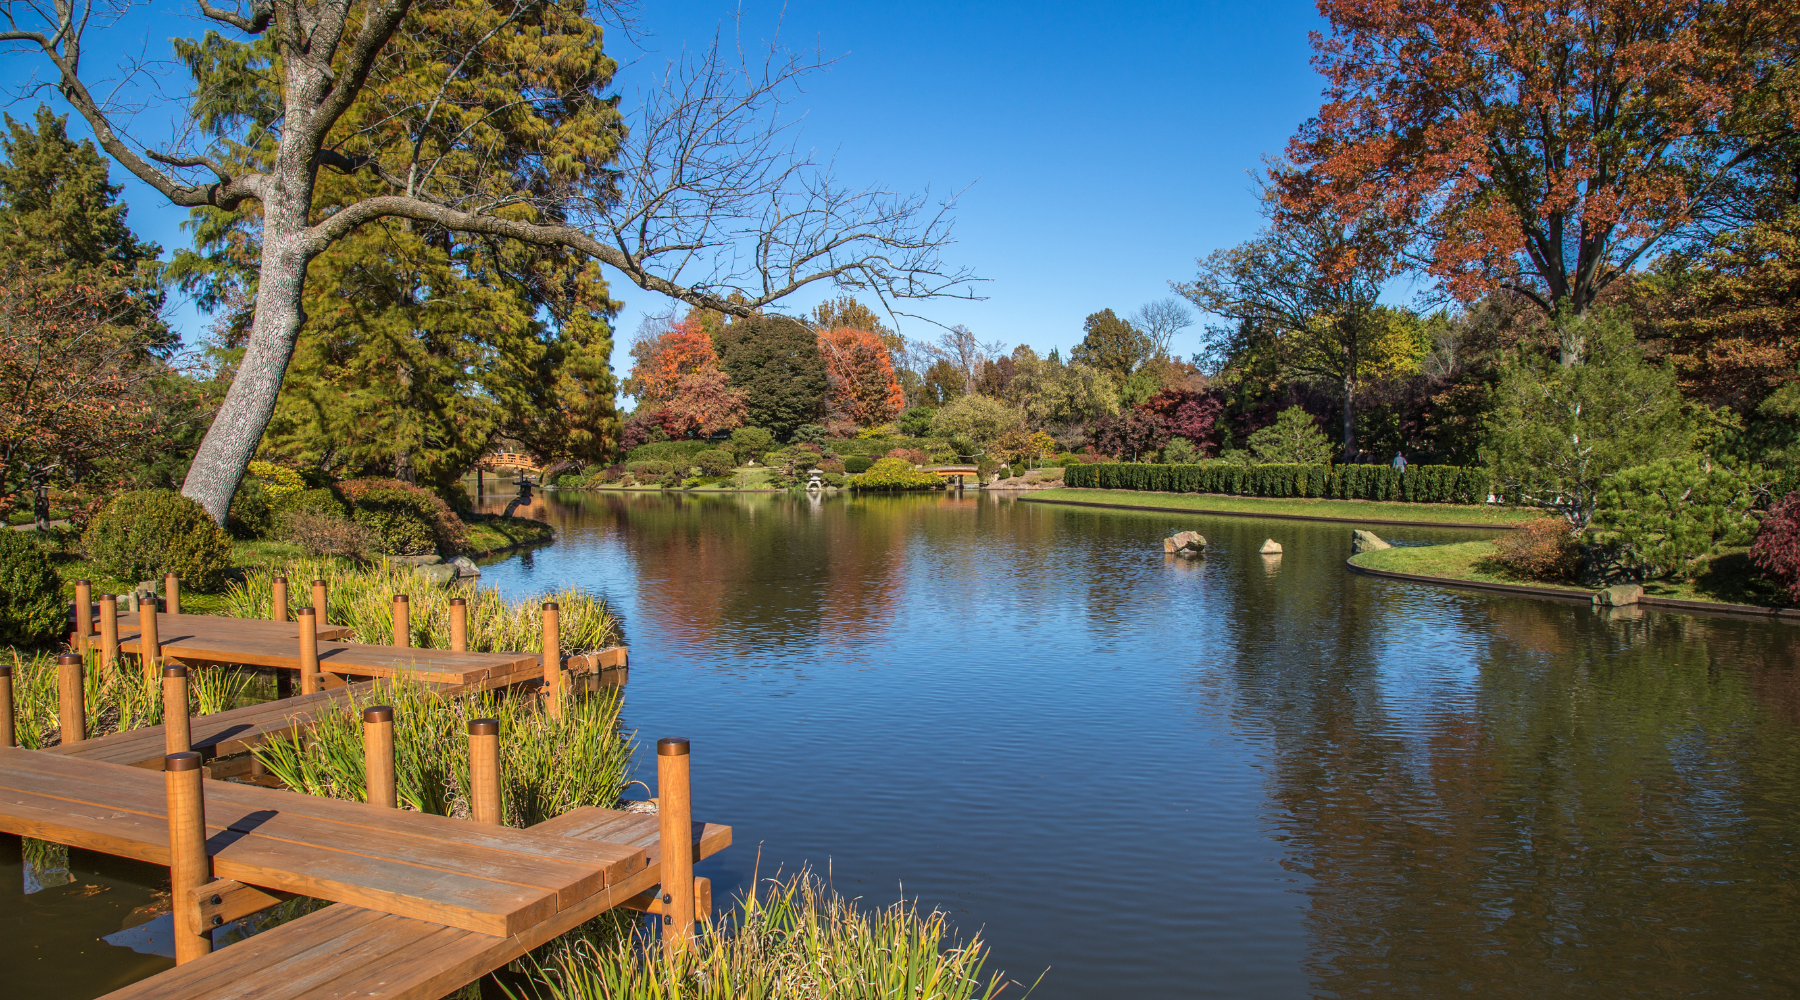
[713,315,827,441]
[1070,309,1152,381]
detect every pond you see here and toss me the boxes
[8,490,1798,998]
[471,491,1800,999]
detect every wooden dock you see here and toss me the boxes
[1,605,719,999]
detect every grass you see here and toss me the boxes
[219,560,623,652]
[464,513,554,557]
[1026,487,1538,527]
[1351,541,1795,608]
[510,869,1015,1000]
[4,647,274,748]
[251,679,633,826]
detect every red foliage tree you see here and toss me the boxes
[1751,492,1800,604]
[663,369,750,439]
[625,316,724,407]
[1139,390,1225,454]
[818,326,905,426]
[1094,410,1171,462]
[1285,2,1795,360]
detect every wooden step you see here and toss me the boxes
[95,807,732,1000]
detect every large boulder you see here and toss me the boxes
[449,555,480,579]
[1163,530,1207,557]
[1594,583,1644,607]
[1259,538,1283,555]
[1352,529,1391,554]
[413,563,457,586]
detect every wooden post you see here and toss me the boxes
[658,737,694,956]
[468,718,501,825]
[163,666,191,755]
[392,594,410,648]
[57,653,85,745]
[297,607,321,696]
[139,597,161,680]
[164,751,213,964]
[449,598,468,652]
[311,579,329,624]
[541,601,561,719]
[271,576,288,622]
[363,706,396,808]
[164,573,181,617]
[73,579,92,652]
[0,663,14,748]
[98,594,119,676]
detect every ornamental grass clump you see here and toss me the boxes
[250,679,632,827]
[221,560,622,653]
[4,647,269,747]
[512,869,1013,1000]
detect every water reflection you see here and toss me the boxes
[476,493,1800,999]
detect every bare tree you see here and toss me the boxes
[921,324,1007,397]
[1130,297,1193,357]
[1,0,974,523]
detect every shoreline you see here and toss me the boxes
[1020,489,1526,530]
[1345,555,1800,624]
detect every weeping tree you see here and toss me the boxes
[2,0,973,523]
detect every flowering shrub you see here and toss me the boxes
[849,458,941,491]
[1750,492,1800,604]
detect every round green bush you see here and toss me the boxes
[0,529,63,645]
[276,487,349,518]
[344,486,437,555]
[843,455,874,474]
[694,449,737,478]
[790,423,827,446]
[227,477,275,539]
[83,490,233,592]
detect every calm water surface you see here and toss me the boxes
[9,490,1798,998]
[472,491,1800,999]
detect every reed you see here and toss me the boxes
[220,561,622,653]
[250,680,632,826]
[5,648,273,748]
[511,870,1013,1000]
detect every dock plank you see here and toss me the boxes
[46,683,392,767]
[95,809,733,1000]
[0,749,644,935]
[118,631,541,689]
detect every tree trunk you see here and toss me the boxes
[180,209,313,524]
[1342,374,1357,463]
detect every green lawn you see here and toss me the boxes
[1352,539,1793,608]
[462,512,553,556]
[1025,487,1537,527]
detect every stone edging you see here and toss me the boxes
[1345,559,1800,623]
[1020,494,1521,531]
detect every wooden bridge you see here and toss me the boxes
[921,464,981,487]
[2,596,708,1000]
[476,448,545,476]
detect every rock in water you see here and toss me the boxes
[1259,539,1283,555]
[1163,530,1207,556]
[1594,583,1644,607]
[1351,529,1391,554]
[449,555,480,579]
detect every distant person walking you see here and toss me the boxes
[1392,452,1407,472]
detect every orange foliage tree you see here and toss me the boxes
[624,316,723,407]
[1284,1,1797,363]
[818,326,904,427]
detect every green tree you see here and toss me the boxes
[1590,456,1770,582]
[1070,309,1152,381]
[713,315,827,441]
[1005,355,1118,431]
[1247,406,1335,465]
[1482,311,1696,530]
[929,395,1024,448]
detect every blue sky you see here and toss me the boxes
[4,0,1329,373]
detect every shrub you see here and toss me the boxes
[339,479,468,555]
[897,407,937,437]
[276,511,376,559]
[1162,436,1204,465]
[883,447,927,467]
[1751,492,1800,604]
[790,423,827,445]
[851,457,942,491]
[625,439,715,464]
[0,530,63,645]
[843,455,874,474]
[245,461,306,504]
[822,472,846,488]
[694,449,737,477]
[277,487,349,518]
[83,490,233,592]
[1589,456,1768,581]
[625,460,674,479]
[227,476,275,539]
[1063,462,1487,503]
[554,472,584,488]
[1488,518,1581,582]
[729,425,775,457]
[818,458,846,474]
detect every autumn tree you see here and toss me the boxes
[627,316,727,407]
[1180,196,1418,460]
[1070,309,1152,382]
[818,326,904,427]
[1285,1,1799,363]
[2,0,974,524]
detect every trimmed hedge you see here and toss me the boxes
[0,529,63,645]
[1063,463,1489,504]
[843,455,873,474]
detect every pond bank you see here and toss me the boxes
[1349,539,1800,623]
[1023,487,1533,529]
